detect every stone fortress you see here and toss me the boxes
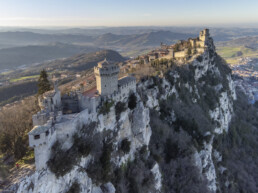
[28,29,210,171]
[29,59,136,171]
[132,29,211,66]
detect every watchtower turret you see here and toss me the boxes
[199,29,210,43]
[28,123,55,170]
[94,59,119,96]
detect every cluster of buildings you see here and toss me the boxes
[27,29,214,171]
[132,29,211,66]
[232,58,258,104]
[29,59,136,170]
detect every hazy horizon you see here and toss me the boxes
[0,0,258,27]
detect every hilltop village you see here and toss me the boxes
[29,59,136,170]
[28,29,212,171]
[124,29,210,71]
[12,27,249,193]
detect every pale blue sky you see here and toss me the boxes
[0,0,257,27]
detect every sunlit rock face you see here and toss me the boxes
[16,34,236,193]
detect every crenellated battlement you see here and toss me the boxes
[29,58,137,171]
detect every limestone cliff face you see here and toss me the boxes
[17,39,236,193]
[17,97,155,193]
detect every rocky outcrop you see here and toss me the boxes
[16,35,236,193]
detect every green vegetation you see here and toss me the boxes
[115,101,127,121]
[217,46,258,65]
[213,90,258,193]
[128,93,137,110]
[65,181,80,193]
[100,142,113,182]
[15,150,35,165]
[0,154,11,180]
[0,81,38,107]
[37,69,51,95]
[99,100,114,115]
[0,97,39,161]
[120,138,131,154]
[10,75,39,83]
[48,133,92,178]
[47,141,77,178]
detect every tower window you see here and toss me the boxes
[34,135,40,140]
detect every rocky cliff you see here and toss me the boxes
[16,37,253,193]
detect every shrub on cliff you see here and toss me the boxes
[120,138,131,154]
[73,133,91,157]
[99,100,114,115]
[115,102,127,121]
[0,96,39,160]
[48,134,92,177]
[100,142,113,182]
[128,93,137,110]
[47,141,77,177]
[66,181,80,193]
[37,69,51,95]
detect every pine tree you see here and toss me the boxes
[38,69,51,95]
[187,47,192,56]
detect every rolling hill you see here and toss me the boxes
[43,49,126,71]
[0,50,125,106]
[216,36,258,64]
[0,43,100,71]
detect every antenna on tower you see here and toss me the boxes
[105,41,107,59]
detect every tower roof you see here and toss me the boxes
[98,58,110,68]
[29,125,49,135]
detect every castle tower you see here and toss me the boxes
[28,124,56,170]
[199,29,210,43]
[94,58,119,96]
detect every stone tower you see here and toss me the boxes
[94,58,119,96]
[199,29,210,43]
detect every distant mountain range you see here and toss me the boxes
[0,43,100,71]
[0,30,193,47]
[0,49,125,106]
[93,31,194,47]
[42,49,126,72]
[0,30,193,71]
[2,27,258,72]
[216,36,258,49]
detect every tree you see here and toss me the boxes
[37,69,51,95]
[0,132,13,154]
[120,138,131,154]
[128,93,137,110]
[0,96,39,159]
[14,136,27,160]
[187,47,192,57]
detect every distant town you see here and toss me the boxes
[231,57,258,103]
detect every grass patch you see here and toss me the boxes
[10,75,39,83]
[0,154,11,179]
[15,150,35,166]
[217,46,258,65]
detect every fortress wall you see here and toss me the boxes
[30,127,57,170]
[39,90,62,112]
[118,80,136,101]
[160,54,173,60]
[32,112,49,126]
[55,108,92,150]
[174,51,186,58]
[79,96,100,114]
[196,41,205,48]
[52,91,61,109]
[99,75,118,95]
[61,95,80,114]
[197,48,205,53]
